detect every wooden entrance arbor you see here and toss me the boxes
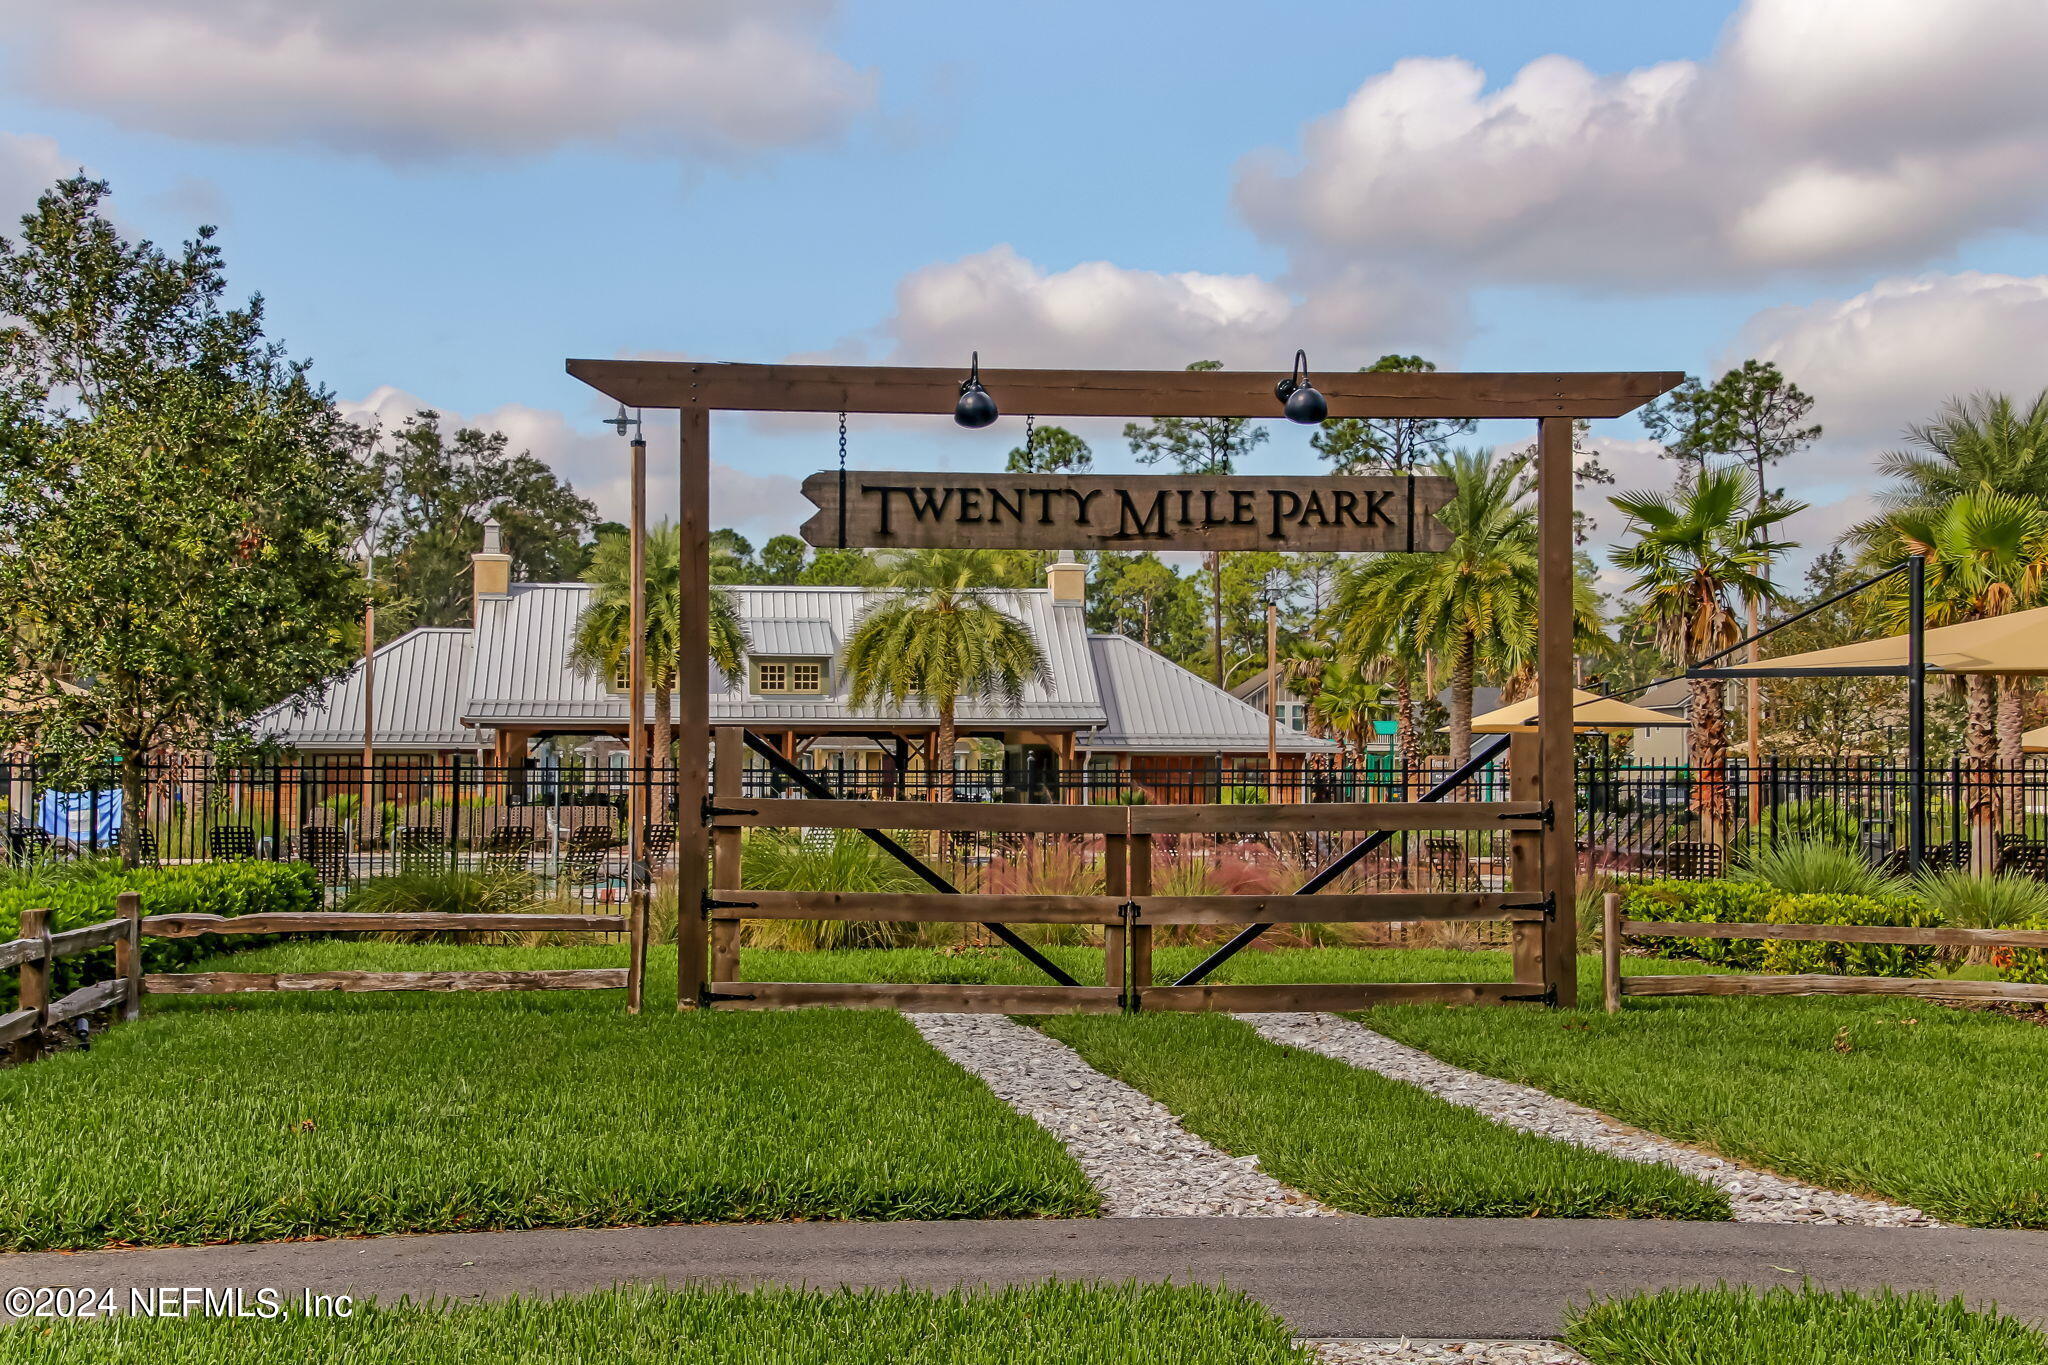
[568,360,1681,1012]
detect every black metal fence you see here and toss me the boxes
[6,753,2047,895]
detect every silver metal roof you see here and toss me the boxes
[1082,634,1337,754]
[256,628,475,751]
[748,618,836,658]
[462,583,1107,728]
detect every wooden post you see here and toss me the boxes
[1129,831,1153,1000]
[14,907,50,1062]
[1103,829,1127,994]
[1507,733,1544,988]
[626,431,648,1014]
[1602,891,1623,1015]
[116,891,142,1023]
[675,407,712,1010]
[710,728,744,988]
[1536,416,1579,1007]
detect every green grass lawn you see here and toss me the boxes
[1035,1010,1727,1219]
[0,1283,1314,1364]
[1345,953,2048,1228]
[1564,1285,2048,1364]
[0,941,1097,1251]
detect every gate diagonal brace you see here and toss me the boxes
[735,729,1082,988]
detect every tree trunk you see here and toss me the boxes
[119,747,146,870]
[1448,633,1476,770]
[652,675,673,822]
[1966,671,2000,875]
[1997,675,2025,769]
[1394,673,1419,800]
[1689,677,1729,845]
[932,703,956,801]
[1210,551,1224,686]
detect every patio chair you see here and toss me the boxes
[1665,841,1725,880]
[560,824,619,888]
[395,825,449,872]
[641,822,676,872]
[1998,841,2048,881]
[1925,840,1971,872]
[131,827,161,868]
[295,826,352,886]
[1423,836,1469,885]
[480,825,535,876]
[209,825,258,862]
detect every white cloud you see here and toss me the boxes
[341,387,805,539]
[1733,271,2048,458]
[817,244,1457,370]
[0,133,71,220]
[0,0,874,162]
[1237,0,2048,287]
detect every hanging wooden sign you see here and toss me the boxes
[799,471,1454,553]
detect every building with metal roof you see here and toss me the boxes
[257,547,1337,786]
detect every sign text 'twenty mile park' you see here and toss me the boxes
[800,472,1454,553]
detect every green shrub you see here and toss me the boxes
[1732,841,1904,898]
[1619,879,1776,969]
[1993,914,2048,985]
[0,860,320,1007]
[740,829,925,950]
[1762,892,1941,978]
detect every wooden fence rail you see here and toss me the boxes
[1,902,631,1065]
[1601,893,2048,1012]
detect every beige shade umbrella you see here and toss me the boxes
[1709,602,2048,676]
[2023,724,2048,754]
[1461,688,1687,734]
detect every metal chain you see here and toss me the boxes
[838,411,848,471]
[835,411,849,549]
[1024,413,1035,455]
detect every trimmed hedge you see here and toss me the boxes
[1621,879,1938,978]
[0,860,320,1008]
[1762,892,1941,978]
[1618,880,1778,970]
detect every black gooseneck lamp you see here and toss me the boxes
[954,351,999,428]
[1274,349,1328,424]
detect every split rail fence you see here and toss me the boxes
[1598,892,2048,1012]
[2,895,631,1064]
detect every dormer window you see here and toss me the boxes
[754,658,827,694]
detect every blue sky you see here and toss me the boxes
[0,0,2042,568]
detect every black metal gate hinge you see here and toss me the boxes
[702,895,756,913]
[702,990,757,1003]
[701,798,757,822]
[1500,893,1557,919]
[1497,803,1555,827]
[1502,985,1558,1006]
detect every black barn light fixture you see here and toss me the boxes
[1274,349,1327,424]
[953,351,999,428]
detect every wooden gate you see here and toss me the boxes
[564,359,1682,1012]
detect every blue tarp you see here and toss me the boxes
[36,788,122,847]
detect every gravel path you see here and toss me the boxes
[1304,1339,1588,1363]
[1243,1012,1944,1228]
[909,1013,1335,1217]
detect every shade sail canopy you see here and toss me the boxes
[1460,688,1686,734]
[2024,724,2048,754]
[1709,602,2048,677]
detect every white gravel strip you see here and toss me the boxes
[908,1013,1335,1217]
[1303,1339,1589,1364]
[1244,1012,1944,1228]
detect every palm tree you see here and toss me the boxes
[571,522,746,776]
[841,549,1051,799]
[1306,657,1394,761]
[1332,450,1539,767]
[1871,491,2048,857]
[1859,390,2048,525]
[1608,467,1800,840]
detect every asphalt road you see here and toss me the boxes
[5,1218,2045,1338]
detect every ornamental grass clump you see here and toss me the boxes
[740,827,926,950]
[1907,870,2048,979]
[1732,840,1905,898]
